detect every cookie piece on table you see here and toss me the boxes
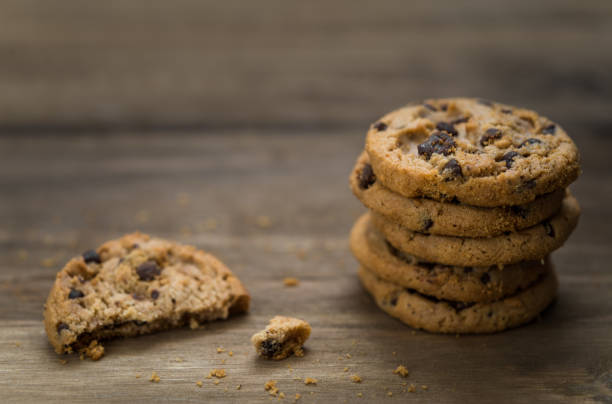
[44,233,250,359]
[350,151,565,237]
[358,266,557,334]
[252,316,311,360]
[372,192,580,267]
[350,213,549,303]
[365,98,580,207]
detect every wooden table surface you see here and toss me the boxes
[1,1,611,403]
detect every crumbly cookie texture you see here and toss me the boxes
[251,316,311,360]
[350,213,549,303]
[358,266,557,334]
[372,192,580,267]
[44,232,250,359]
[365,98,580,207]
[350,151,565,237]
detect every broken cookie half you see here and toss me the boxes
[44,232,250,360]
[252,316,311,360]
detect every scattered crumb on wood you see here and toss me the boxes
[236,384,241,390]
[392,351,397,356]
[135,374,141,379]
[279,392,286,399]
[421,385,429,390]
[189,318,200,329]
[256,215,272,228]
[209,369,226,378]
[304,377,317,385]
[283,277,300,287]
[408,384,416,393]
[265,380,279,396]
[295,393,301,400]
[14,342,21,348]
[345,353,352,359]
[228,351,234,356]
[174,357,184,363]
[150,372,160,383]
[59,359,67,365]
[357,392,363,397]
[41,257,57,268]
[343,367,349,372]
[217,346,225,353]
[196,381,203,387]
[350,375,362,383]
[393,365,409,378]
[213,379,220,385]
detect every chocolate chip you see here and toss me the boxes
[463,267,473,273]
[436,121,458,136]
[487,311,493,318]
[440,104,448,111]
[510,205,528,218]
[133,320,147,326]
[423,103,437,111]
[500,151,519,168]
[519,138,542,147]
[57,323,69,334]
[151,290,159,300]
[501,108,513,114]
[390,296,398,306]
[68,288,84,299]
[373,121,387,131]
[82,250,101,264]
[261,339,283,358]
[503,231,511,236]
[540,124,556,135]
[417,131,456,160]
[543,221,555,237]
[521,179,536,191]
[448,301,474,312]
[358,163,376,190]
[449,196,461,205]
[451,116,469,124]
[477,99,493,107]
[480,273,491,284]
[441,158,462,179]
[136,261,161,281]
[422,218,434,232]
[131,243,140,249]
[480,128,502,146]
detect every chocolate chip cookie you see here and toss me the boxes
[365,98,580,207]
[358,265,557,334]
[350,213,549,302]
[350,151,565,237]
[372,192,580,267]
[44,232,250,359]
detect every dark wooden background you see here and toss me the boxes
[0,1,611,403]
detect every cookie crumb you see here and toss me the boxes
[213,379,220,385]
[279,392,286,399]
[228,351,234,356]
[209,369,226,378]
[357,392,363,398]
[59,359,67,365]
[135,374,141,379]
[294,393,301,400]
[14,342,22,348]
[345,353,352,359]
[393,365,409,378]
[265,380,279,396]
[304,377,317,385]
[350,375,362,383]
[252,316,311,360]
[81,340,104,361]
[236,384,241,390]
[189,318,200,329]
[217,347,226,353]
[387,391,393,397]
[408,384,416,393]
[256,216,272,228]
[196,381,203,387]
[343,367,349,372]
[41,257,57,268]
[392,351,397,356]
[283,277,300,287]
[150,372,160,383]
[174,357,184,363]
[421,385,429,390]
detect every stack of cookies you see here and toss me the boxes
[349,98,581,333]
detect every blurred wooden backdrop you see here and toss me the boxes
[0,0,610,133]
[1,1,611,403]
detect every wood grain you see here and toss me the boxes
[0,131,611,403]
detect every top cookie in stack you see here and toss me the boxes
[350,98,581,333]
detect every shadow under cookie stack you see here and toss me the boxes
[349,98,581,333]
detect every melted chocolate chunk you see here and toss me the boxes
[500,151,519,168]
[463,267,473,273]
[390,296,398,306]
[440,104,448,111]
[449,196,461,205]
[136,261,161,281]
[448,301,475,311]
[82,250,101,264]
[480,273,491,284]
[261,339,283,358]
[358,163,376,190]
[480,128,502,146]
[436,121,458,137]
[151,290,160,300]
[540,124,556,135]
[519,138,542,147]
[501,108,513,114]
[68,288,84,299]
[451,116,470,124]
[543,221,555,237]
[57,323,69,334]
[422,218,434,232]
[423,103,437,111]
[417,131,456,160]
[373,121,387,132]
[441,158,462,179]
[510,205,528,218]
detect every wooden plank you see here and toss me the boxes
[0,131,610,403]
[0,0,611,129]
